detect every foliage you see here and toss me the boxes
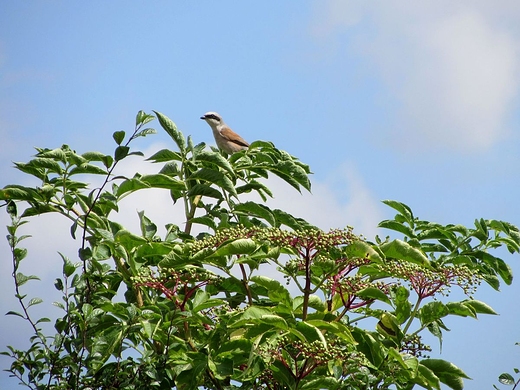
[1,110,519,389]
[494,343,520,389]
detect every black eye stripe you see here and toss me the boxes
[206,114,221,121]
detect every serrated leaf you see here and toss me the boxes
[135,128,157,138]
[418,362,441,389]
[420,359,470,390]
[187,184,223,200]
[195,151,234,174]
[212,238,256,257]
[136,110,155,126]
[446,302,476,318]
[378,220,415,238]
[295,321,327,346]
[420,301,449,326]
[154,111,185,154]
[382,199,414,223]
[27,158,63,173]
[356,286,391,305]
[28,297,43,307]
[250,276,292,306]
[189,168,237,197]
[234,202,276,226]
[380,239,430,267]
[258,314,288,330]
[69,163,107,176]
[344,240,383,263]
[306,295,326,312]
[147,148,182,162]
[461,299,497,315]
[306,319,355,344]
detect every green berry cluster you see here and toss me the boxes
[190,226,356,254]
[378,261,480,298]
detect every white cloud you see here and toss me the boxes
[309,1,520,151]
[261,163,383,238]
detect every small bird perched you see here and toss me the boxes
[200,112,249,154]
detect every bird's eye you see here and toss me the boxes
[207,114,220,121]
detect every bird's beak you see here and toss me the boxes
[200,116,206,120]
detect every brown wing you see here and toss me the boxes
[220,126,249,147]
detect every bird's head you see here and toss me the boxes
[200,112,224,129]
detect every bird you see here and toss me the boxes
[200,112,249,154]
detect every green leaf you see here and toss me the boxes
[28,157,63,173]
[420,301,449,326]
[380,239,430,267]
[191,290,225,313]
[495,257,513,285]
[115,230,147,249]
[82,151,108,161]
[258,314,288,330]
[186,183,223,200]
[382,200,414,224]
[305,319,356,344]
[189,168,237,197]
[113,131,125,145]
[147,148,182,162]
[212,238,257,257]
[116,174,184,197]
[418,363,441,390]
[135,128,157,138]
[69,163,107,175]
[250,276,292,306]
[15,272,40,286]
[270,161,311,193]
[136,110,155,126]
[378,220,415,238]
[446,302,476,318]
[295,321,327,346]
[357,286,391,305]
[236,180,274,200]
[498,373,515,385]
[154,111,185,154]
[5,311,24,318]
[344,241,384,263]
[234,202,276,226]
[189,216,217,230]
[114,145,129,161]
[300,377,340,390]
[138,210,157,240]
[420,359,470,390]
[306,295,326,312]
[28,297,43,307]
[461,299,497,315]
[195,151,234,174]
[352,329,385,368]
[272,209,310,230]
[0,185,37,201]
[6,200,17,216]
[392,286,411,324]
[54,278,64,291]
[377,312,402,339]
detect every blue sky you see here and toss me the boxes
[1,1,520,388]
